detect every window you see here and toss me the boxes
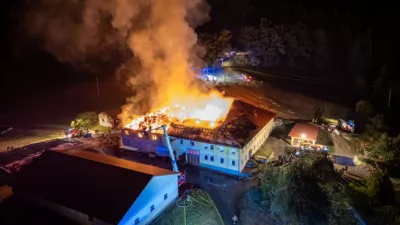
[204,155,208,160]
[204,145,208,149]
[125,130,129,135]
[219,147,224,153]
[190,141,194,146]
[231,149,236,154]
[232,160,236,166]
[220,158,224,164]
[150,205,155,212]
[210,145,214,150]
[180,139,183,145]
[164,193,168,200]
[210,156,214,161]
[135,218,140,225]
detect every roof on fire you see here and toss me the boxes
[167,100,275,148]
[9,150,177,224]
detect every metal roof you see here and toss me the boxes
[9,150,177,224]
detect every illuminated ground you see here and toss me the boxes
[151,189,222,225]
[221,67,349,120]
[0,125,66,152]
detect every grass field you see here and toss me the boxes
[0,125,66,152]
[152,190,222,225]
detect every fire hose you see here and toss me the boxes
[176,190,224,225]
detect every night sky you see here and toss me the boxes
[1,0,399,122]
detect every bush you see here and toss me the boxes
[71,111,99,130]
[258,156,357,225]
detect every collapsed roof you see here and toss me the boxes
[167,100,275,148]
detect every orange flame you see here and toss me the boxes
[124,91,233,130]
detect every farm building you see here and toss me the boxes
[121,101,275,176]
[10,150,179,225]
[99,109,120,128]
[288,123,321,147]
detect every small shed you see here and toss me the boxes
[10,150,179,225]
[288,123,320,147]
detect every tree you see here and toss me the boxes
[359,114,388,149]
[350,169,398,224]
[366,170,396,206]
[258,156,357,225]
[355,100,374,116]
[198,29,232,66]
[71,111,99,130]
[369,133,400,162]
[238,20,313,69]
[239,25,284,68]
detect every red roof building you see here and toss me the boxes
[288,123,320,146]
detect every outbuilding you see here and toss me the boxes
[10,150,179,225]
[99,109,120,128]
[288,123,320,147]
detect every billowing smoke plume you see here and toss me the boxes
[26,0,212,124]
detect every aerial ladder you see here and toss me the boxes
[159,124,185,185]
[161,124,179,172]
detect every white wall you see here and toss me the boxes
[99,113,113,128]
[171,138,240,174]
[240,118,274,171]
[168,118,274,174]
[119,174,178,225]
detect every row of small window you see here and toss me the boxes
[243,133,269,152]
[134,194,168,225]
[124,139,155,148]
[181,139,236,154]
[204,155,236,166]
[180,140,223,150]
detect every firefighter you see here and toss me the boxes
[232,215,238,224]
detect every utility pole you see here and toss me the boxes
[96,76,100,97]
[388,87,392,108]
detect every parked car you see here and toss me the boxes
[65,128,82,138]
[253,155,268,164]
[245,160,258,168]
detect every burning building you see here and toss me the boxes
[121,100,275,176]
